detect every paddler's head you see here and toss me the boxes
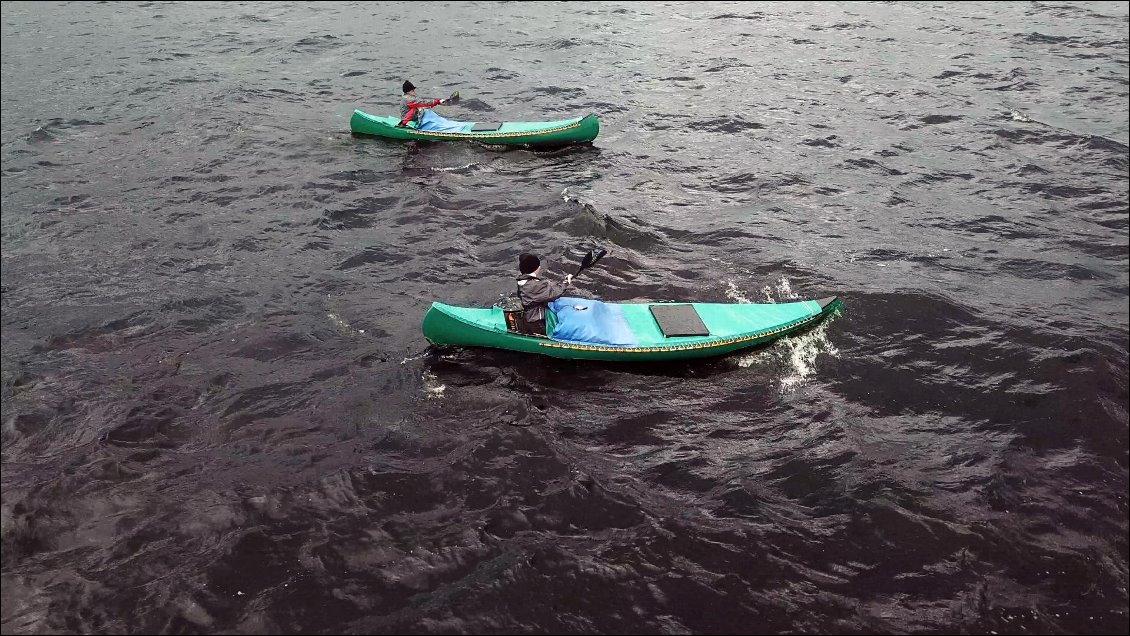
[518,253,541,276]
[402,80,416,96]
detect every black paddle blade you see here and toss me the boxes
[577,248,608,273]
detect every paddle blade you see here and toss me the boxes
[447,90,461,104]
[576,248,608,274]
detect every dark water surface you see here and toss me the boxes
[2,1,1127,633]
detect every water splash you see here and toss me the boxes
[724,276,799,304]
[400,350,429,365]
[432,162,482,173]
[561,187,581,204]
[723,280,754,303]
[733,276,838,391]
[422,371,445,399]
[774,277,799,300]
[758,276,800,303]
[775,318,840,392]
[736,315,840,393]
[326,312,358,336]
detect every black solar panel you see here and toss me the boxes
[649,304,710,337]
[471,122,503,132]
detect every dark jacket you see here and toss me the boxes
[516,273,571,324]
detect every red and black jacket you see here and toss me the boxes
[399,96,441,127]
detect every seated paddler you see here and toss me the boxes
[398,80,448,127]
[398,80,464,131]
[516,252,574,336]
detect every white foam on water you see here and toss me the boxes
[400,351,429,365]
[561,188,586,205]
[724,280,753,304]
[735,350,757,368]
[725,275,801,305]
[1009,110,1033,122]
[776,320,840,392]
[735,317,839,393]
[736,276,839,392]
[714,276,839,391]
[432,162,480,173]
[422,371,445,399]
[774,277,799,300]
[722,273,799,304]
[756,276,800,303]
[327,312,356,336]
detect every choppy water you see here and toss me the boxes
[2,1,1127,634]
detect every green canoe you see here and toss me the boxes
[349,109,599,146]
[422,297,842,362]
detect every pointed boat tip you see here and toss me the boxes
[816,296,839,310]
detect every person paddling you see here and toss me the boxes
[516,253,574,335]
[398,80,449,128]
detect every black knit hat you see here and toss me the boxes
[518,253,540,275]
[402,80,415,94]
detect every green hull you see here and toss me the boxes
[349,109,599,146]
[422,297,842,362]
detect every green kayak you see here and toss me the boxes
[349,109,599,146]
[422,297,842,362]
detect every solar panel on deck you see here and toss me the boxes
[471,122,503,132]
[649,304,710,337]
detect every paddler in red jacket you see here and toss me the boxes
[398,80,449,127]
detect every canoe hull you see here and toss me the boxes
[349,109,599,146]
[422,297,842,362]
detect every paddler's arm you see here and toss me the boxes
[398,98,445,126]
[407,97,443,108]
[523,278,570,304]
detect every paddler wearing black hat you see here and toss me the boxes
[398,80,457,128]
[515,253,575,336]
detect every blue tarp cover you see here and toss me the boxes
[418,109,469,132]
[549,297,638,347]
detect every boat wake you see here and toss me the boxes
[720,275,800,304]
[761,277,800,303]
[1009,109,1034,123]
[399,350,429,364]
[421,371,446,399]
[326,311,360,336]
[722,276,839,391]
[431,162,486,174]
[736,314,840,393]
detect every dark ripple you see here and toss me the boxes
[709,12,766,21]
[801,135,841,147]
[919,114,963,125]
[291,34,343,52]
[693,115,765,133]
